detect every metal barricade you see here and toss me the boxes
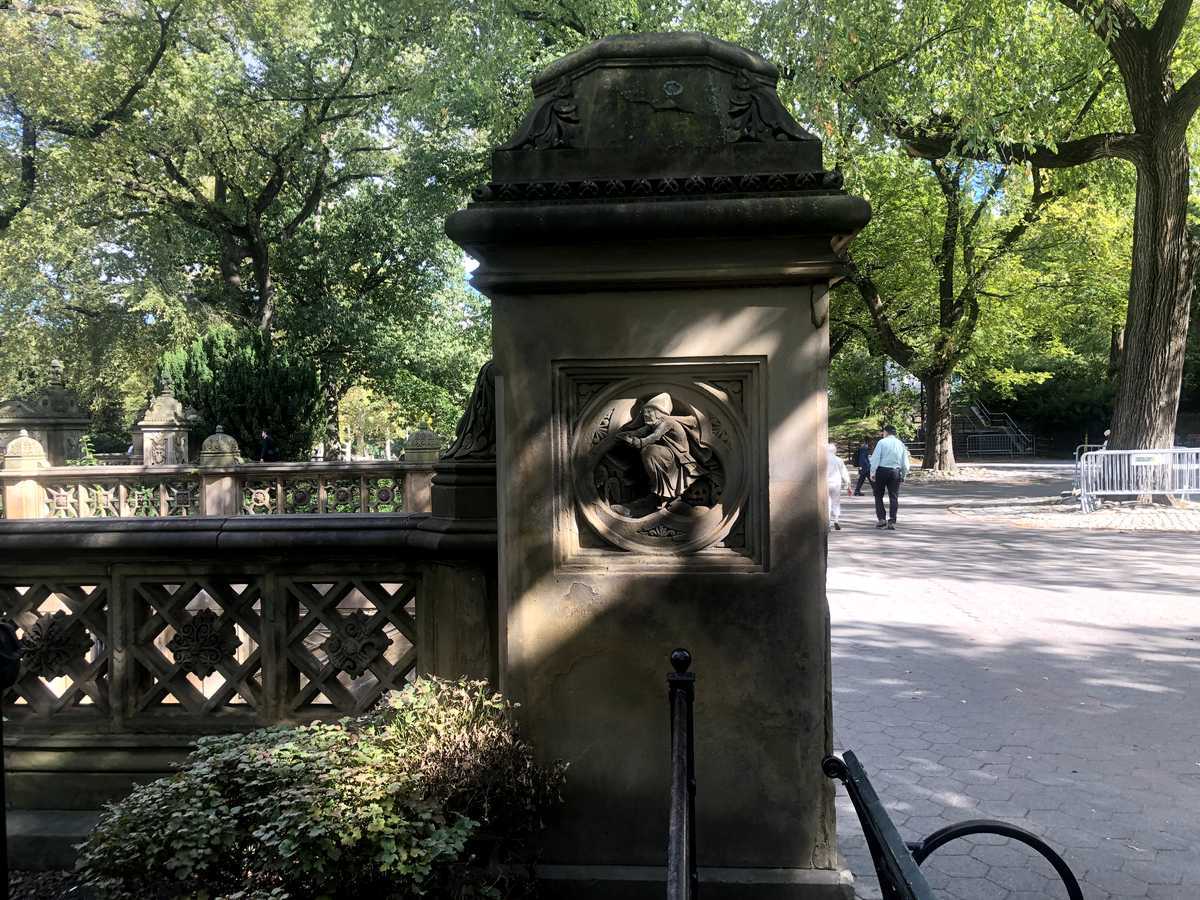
[1078,448,1200,512]
[1072,444,1102,494]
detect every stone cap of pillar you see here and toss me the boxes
[404,427,444,464]
[2,429,49,470]
[198,426,242,466]
[136,377,190,428]
[447,31,870,289]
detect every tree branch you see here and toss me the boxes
[1150,0,1192,67]
[1055,0,1146,65]
[0,107,36,231]
[844,24,965,89]
[899,125,1146,166]
[43,0,183,139]
[842,256,917,368]
[1170,67,1200,124]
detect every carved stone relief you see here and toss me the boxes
[566,371,758,557]
[501,76,580,151]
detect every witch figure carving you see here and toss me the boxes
[617,392,708,508]
[569,376,752,558]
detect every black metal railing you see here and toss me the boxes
[666,648,698,900]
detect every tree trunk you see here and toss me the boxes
[922,370,956,471]
[321,377,342,459]
[1108,140,1194,449]
[1108,324,1125,382]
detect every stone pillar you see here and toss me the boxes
[135,378,191,466]
[0,361,91,466]
[2,430,49,519]
[446,34,869,899]
[198,426,242,516]
[403,426,442,513]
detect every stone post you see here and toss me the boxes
[402,426,442,513]
[2,430,49,519]
[0,361,91,465]
[135,377,191,466]
[198,426,242,516]
[446,34,869,899]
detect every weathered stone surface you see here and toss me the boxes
[446,30,868,899]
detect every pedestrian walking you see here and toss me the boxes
[258,430,279,462]
[869,425,909,530]
[852,438,872,495]
[826,441,851,531]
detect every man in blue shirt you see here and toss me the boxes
[869,425,910,530]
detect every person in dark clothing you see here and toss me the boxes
[258,430,278,462]
[852,439,872,495]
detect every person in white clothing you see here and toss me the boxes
[826,442,851,531]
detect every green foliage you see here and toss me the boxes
[868,388,920,442]
[64,433,99,466]
[829,344,885,417]
[159,327,323,461]
[78,678,566,900]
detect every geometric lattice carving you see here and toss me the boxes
[282,578,418,716]
[1,571,423,730]
[166,609,242,678]
[129,579,264,720]
[0,582,110,720]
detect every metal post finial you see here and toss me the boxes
[670,647,692,674]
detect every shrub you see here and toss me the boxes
[78,679,565,900]
[159,326,323,461]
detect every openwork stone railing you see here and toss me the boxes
[0,515,497,815]
[2,572,423,728]
[0,461,432,519]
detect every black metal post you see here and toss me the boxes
[0,621,22,900]
[667,648,697,900]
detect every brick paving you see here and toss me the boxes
[829,464,1200,899]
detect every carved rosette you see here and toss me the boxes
[571,378,749,555]
[166,609,241,677]
[20,611,93,678]
[321,611,388,678]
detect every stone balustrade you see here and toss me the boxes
[0,514,497,814]
[0,453,435,519]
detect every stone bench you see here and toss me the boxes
[823,751,1084,900]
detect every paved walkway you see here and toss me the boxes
[829,464,1200,899]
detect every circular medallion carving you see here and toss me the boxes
[572,378,748,555]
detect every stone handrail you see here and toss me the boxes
[0,459,436,519]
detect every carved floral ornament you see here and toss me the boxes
[166,609,241,677]
[571,379,749,555]
[20,611,93,678]
[320,611,389,677]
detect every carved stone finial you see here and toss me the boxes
[199,425,242,466]
[726,70,811,143]
[441,361,496,461]
[48,359,65,385]
[3,429,48,470]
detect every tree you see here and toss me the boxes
[838,151,1064,469]
[761,0,1200,449]
[0,0,183,234]
[273,180,487,454]
[159,326,323,460]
